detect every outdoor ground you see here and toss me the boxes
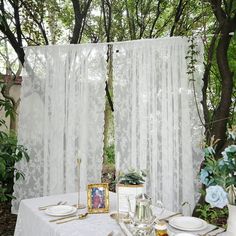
[0,202,16,236]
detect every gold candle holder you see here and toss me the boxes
[77,158,86,209]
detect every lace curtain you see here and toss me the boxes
[113,38,204,212]
[12,44,107,213]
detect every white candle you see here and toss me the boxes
[76,158,86,209]
[77,158,81,207]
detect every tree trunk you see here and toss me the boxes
[211,21,236,153]
[193,1,236,215]
[103,45,113,164]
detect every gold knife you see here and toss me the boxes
[201,226,218,236]
[52,213,88,223]
[157,212,182,222]
[49,214,76,222]
[56,216,80,224]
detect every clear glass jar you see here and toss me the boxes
[154,221,168,236]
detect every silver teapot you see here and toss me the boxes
[133,193,154,225]
[128,193,160,230]
[127,194,164,235]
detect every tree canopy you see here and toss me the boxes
[0,0,235,151]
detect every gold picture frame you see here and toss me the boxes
[87,183,109,214]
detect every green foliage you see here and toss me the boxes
[196,203,228,228]
[117,169,146,185]
[104,144,115,165]
[0,97,29,202]
[0,98,16,121]
[0,130,29,202]
[201,144,236,189]
[186,35,199,77]
[199,130,236,207]
[21,0,48,45]
[58,0,75,29]
[197,131,236,225]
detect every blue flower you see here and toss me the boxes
[228,131,236,141]
[205,185,228,209]
[200,169,209,186]
[224,145,236,153]
[221,151,229,162]
[218,159,225,167]
[221,145,236,165]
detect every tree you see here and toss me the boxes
[0,0,93,65]
[70,0,93,43]
[0,0,25,65]
[0,0,236,207]
[0,0,94,133]
[0,39,21,131]
[202,0,236,152]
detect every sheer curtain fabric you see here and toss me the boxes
[113,38,204,212]
[12,44,107,213]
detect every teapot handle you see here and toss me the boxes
[181,201,192,216]
[156,200,164,208]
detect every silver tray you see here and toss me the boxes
[118,221,155,236]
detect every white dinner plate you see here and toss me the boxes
[45,205,77,217]
[169,216,208,231]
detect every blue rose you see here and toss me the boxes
[200,169,209,186]
[224,145,236,153]
[221,145,236,166]
[205,185,228,209]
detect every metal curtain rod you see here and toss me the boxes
[200,32,234,37]
[20,32,235,48]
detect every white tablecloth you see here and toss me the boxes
[14,192,227,236]
[14,192,123,236]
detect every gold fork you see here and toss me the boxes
[39,201,67,210]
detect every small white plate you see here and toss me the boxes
[169,216,207,231]
[45,205,77,217]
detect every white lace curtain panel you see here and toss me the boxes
[12,38,204,213]
[12,44,107,213]
[113,38,204,213]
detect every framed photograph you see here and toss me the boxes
[87,183,109,213]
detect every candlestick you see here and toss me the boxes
[77,158,86,209]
